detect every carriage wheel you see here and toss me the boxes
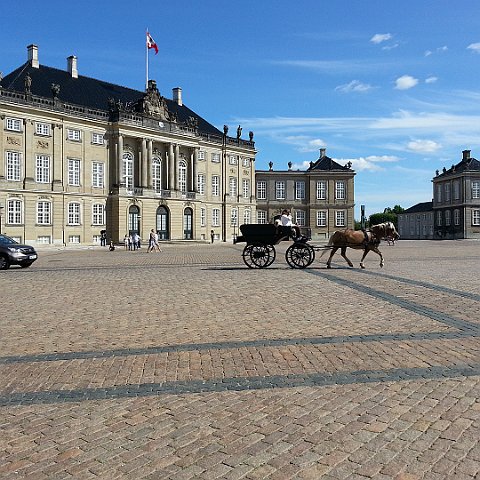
[242,243,272,269]
[285,243,315,269]
[264,244,276,267]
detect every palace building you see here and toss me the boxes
[0,45,257,245]
[255,149,355,240]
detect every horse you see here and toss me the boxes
[320,222,399,269]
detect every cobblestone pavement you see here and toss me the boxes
[0,240,479,479]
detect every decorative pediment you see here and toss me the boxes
[138,80,172,121]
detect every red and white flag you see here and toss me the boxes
[146,31,158,54]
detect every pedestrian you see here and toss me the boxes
[124,234,129,250]
[100,230,107,246]
[109,241,115,251]
[134,232,141,249]
[148,229,161,252]
[210,230,215,244]
[128,234,134,250]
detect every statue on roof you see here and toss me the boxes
[24,73,32,94]
[138,79,172,121]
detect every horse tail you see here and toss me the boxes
[319,232,335,258]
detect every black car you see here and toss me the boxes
[0,234,38,269]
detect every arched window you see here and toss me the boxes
[128,205,140,234]
[179,160,187,193]
[156,206,169,240]
[152,157,162,192]
[123,152,133,190]
[183,207,193,239]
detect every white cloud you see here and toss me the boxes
[467,42,480,53]
[346,155,400,171]
[382,43,399,51]
[425,46,448,56]
[279,135,327,153]
[370,33,392,44]
[335,80,373,93]
[395,75,419,90]
[425,76,438,84]
[407,139,442,153]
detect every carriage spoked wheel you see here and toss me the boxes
[242,243,275,268]
[285,243,315,269]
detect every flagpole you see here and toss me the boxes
[145,29,148,90]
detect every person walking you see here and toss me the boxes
[124,234,129,250]
[210,230,215,244]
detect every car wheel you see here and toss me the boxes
[0,255,10,270]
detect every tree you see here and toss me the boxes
[369,205,404,228]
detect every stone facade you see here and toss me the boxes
[0,46,256,245]
[255,149,355,240]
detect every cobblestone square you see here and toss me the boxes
[0,240,479,479]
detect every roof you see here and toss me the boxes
[307,154,353,172]
[436,154,480,179]
[0,62,222,136]
[402,201,433,214]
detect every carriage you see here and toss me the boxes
[234,222,399,269]
[234,223,316,269]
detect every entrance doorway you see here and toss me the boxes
[156,206,169,240]
[128,205,140,235]
[183,207,193,240]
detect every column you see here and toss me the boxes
[175,144,180,191]
[163,144,169,190]
[141,138,147,188]
[117,134,124,186]
[146,139,153,189]
[168,143,174,191]
[192,148,198,192]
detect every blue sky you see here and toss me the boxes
[2,0,480,218]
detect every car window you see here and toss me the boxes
[0,235,18,245]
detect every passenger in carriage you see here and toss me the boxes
[278,209,305,242]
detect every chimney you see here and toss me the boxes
[462,149,471,161]
[67,55,78,78]
[172,87,182,106]
[320,148,326,158]
[27,44,39,68]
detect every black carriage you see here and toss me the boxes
[234,224,316,269]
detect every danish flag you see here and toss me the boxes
[146,31,158,54]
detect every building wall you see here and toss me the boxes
[0,96,256,245]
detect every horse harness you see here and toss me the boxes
[361,229,380,248]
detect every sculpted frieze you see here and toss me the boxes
[6,136,21,146]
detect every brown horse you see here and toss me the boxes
[321,222,399,269]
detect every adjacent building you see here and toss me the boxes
[255,149,355,240]
[398,149,480,240]
[0,45,256,246]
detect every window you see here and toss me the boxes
[335,181,345,200]
[198,150,206,161]
[37,236,51,244]
[7,199,22,224]
[212,175,219,196]
[453,181,460,200]
[472,181,480,199]
[69,235,81,244]
[67,129,81,141]
[243,209,251,224]
[6,151,21,181]
[257,180,266,200]
[212,208,220,227]
[231,208,238,226]
[152,158,162,192]
[445,210,451,226]
[6,117,22,132]
[37,201,51,224]
[211,152,220,163]
[436,184,442,203]
[335,211,345,227]
[242,157,250,167]
[444,183,450,202]
[179,160,187,193]
[35,155,50,183]
[257,210,267,224]
[68,202,81,225]
[317,211,327,227]
[92,162,104,188]
[92,204,105,226]
[197,173,205,195]
[437,210,442,226]
[242,179,250,198]
[316,181,327,200]
[295,181,305,200]
[35,122,50,136]
[275,181,285,200]
[229,155,237,165]
[92,132,104,145]
[68,158,81,186]
[295,210,305,226]
[122,152,133,190]
[229,177,237,197]
[472,210,480,226]
[454,209,460,226]
[200,208,206,227]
